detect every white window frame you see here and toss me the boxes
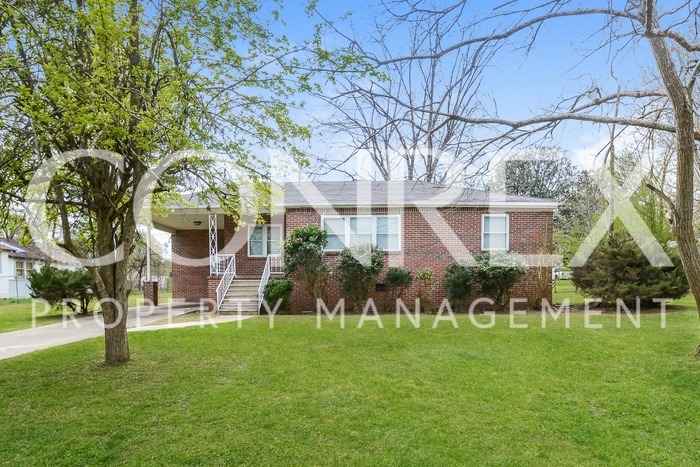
[321,215,402,252]
[374,215,402,252]
[247,224,283,257]
[481,213,509,251]
[348,215,374,246]
[322,216,348,252]
[15,260,25,278]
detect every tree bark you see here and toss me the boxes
[645,2,700,332]
[94,210,132,365]
[103,288,130,365]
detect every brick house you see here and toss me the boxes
[154,181,557,313]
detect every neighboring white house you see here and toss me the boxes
[0,238,85,299]
[0,239,44,300]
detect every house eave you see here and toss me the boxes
[278,202,559,211]
[153,201,558,231]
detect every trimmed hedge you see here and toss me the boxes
[262,279,294,313]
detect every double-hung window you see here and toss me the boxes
[482,214,509,250]
[376,216,400,250]
[349,217,372,245]
[322,215,401,252]
[248,225,282,257]
[324,217,346,251]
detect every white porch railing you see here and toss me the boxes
[212,254,235,275]
[270,254,283,274]
[215,255,236,312]
[257,255,272,312]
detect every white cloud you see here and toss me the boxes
[569,127,638,173]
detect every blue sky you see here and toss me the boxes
[263,0,662,178]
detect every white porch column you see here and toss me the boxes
[209,212,218,275]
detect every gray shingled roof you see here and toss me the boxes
[0,238,45,261]
[280,181,557,208]
[171,181,557,210]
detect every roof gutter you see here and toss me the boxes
[158,202,559,216]
[277,202,559,210]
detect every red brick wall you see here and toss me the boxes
[207,276,219,311]
[172,214,285,301]
[172,229,210,302]
[219,214,285,277]
[219,215,265,277]
[285,207,554,312]
[173,207,555,312]
[142,281,159,306]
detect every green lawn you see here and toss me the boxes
[553,279,585,305]
[1,312,699,465]
[0,291,172,334]
[0,299,68,333]
[553,280,700,317]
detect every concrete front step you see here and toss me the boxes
[227,286,259,292]
[217,277,263,313]
[219,296,259,313]
[219,304,259,312]
[225,292,258,298]
[223,292,258,298]
[219,302,258,306]
[219,309,258,315]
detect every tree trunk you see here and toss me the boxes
[94,252,132,365]
[646,4,700,346]
[104,302,130,364]
[93,197,133,365]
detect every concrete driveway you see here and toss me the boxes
[0,302,202,361]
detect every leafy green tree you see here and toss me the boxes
[444,262,473,310]
[283,224,329,304]
[494,148,606,264]
[0,1,349,364]
[572,230,688,307]
[28,266,94,313]
[474,251,529,311]
[0,210,29,244]
[630,184,674,245]
[494,147,579,201]
[552,152,672,265]
[338,243,384,311]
